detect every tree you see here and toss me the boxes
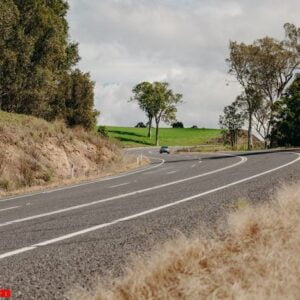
[271,76,300,146]
[131,82,155,138]
[227,23,300,147]
[0,0,98,129]
[151,82,182,146]
[172,121,184,128]
[65,70,99,129]
[236,88,262,150]
[219,100,246,148]
[131,82,182,145]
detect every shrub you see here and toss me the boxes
[97,126,108,138]
[172,121,184,128]
[135,122,147,128]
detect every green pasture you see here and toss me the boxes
[106,126,222,147]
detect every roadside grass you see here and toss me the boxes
[0,111,148,197]
[72,182,300,300]
[106,126,222,147]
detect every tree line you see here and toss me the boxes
[220,23,300,149]
[0,0,98,129]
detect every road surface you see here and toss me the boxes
[0,149,299,299]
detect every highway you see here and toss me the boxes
[0,149,299,299]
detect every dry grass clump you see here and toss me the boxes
[0,111,144,196]
[72,182,300,300]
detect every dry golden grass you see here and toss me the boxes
[72,182,300,300]
[0,111,148,197]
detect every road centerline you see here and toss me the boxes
[0,153,298,261]
[109,182,130,188]
[0,157,165,203]
[0,155,246,228]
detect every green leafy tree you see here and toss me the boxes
[227,23,300,147]
[0,0,98,129]
[219,100,246,148]
[65,70,99,130]
[271,76,300,146]
[131,82,182,145]
[131,82,156,138]
[236,88,262,150]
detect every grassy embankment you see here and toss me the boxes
[0,111,146,197]
[73,182,300,300]
[107,126,223,148]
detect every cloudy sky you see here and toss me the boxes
[67,0,300,128]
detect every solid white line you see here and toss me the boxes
[0,206,20,212]
[109,182,130,188]
[0,156,246,228]
[0,153,298,260]
[0,157,165,203]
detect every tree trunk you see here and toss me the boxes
[266,111,274,149]
[147,117,152,138]
[248,113,253,150]
[155,121,159,146]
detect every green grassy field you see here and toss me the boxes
[107,126,222,147]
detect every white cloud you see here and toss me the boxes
[68,0,300,127]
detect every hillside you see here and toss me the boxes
[107,126,222,147]
[0,112,140,197]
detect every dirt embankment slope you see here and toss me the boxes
[0,111,140,197]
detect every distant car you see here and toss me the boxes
[159,146,170,154]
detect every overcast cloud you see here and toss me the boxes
[68,0,300,128]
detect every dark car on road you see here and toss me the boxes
[159,146,170,154]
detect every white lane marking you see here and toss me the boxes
[109,182,130,189]
[0,206,20,213]
[0,157,165,203]
[166,171,177,175]
[191,164,197,168]
[0,153,299,260]
[0,156,246,228]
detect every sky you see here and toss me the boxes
[67,0,300,128]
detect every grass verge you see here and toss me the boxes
[71,182,300,300]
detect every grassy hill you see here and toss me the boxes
[107,126,222,147]
[0,112,143,196]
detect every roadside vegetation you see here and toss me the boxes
[107,126,222,147]
[0,111,146,197]
[73,181,300,300]
[221,23,300,150]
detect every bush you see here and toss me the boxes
[172,121,184,128]
[135,122,146,128]
[97,126,108,138]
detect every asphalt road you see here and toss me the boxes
[0,149,300,299]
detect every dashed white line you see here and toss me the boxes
[0,157,165,203]
[166,171,177,175]
[109,182,130,188]
[0,206,20,212]
[0,153,298,260]
[0,155,246,228]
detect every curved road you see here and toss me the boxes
[0,149,299,299]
